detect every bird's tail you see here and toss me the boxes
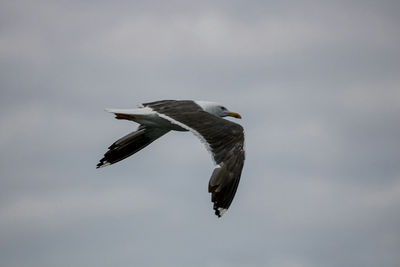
[97,125,169,168]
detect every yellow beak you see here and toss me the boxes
[227,112,242,119]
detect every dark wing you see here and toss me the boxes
[143,100,245,217]
[97,125,169,168]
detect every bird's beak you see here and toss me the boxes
[227,112,242,119]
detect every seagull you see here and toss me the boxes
[97,100,245,217]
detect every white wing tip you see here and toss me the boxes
[217,208,227,217]
[97,161,111,168]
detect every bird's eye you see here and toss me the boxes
[221,106,227,110]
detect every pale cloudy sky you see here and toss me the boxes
[1,0,400,266]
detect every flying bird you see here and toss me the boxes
[97,100,245,217]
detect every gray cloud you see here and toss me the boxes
[1,0,400,266]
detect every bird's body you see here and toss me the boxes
[97,100,245,217]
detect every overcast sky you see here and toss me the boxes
[1,0,400,266]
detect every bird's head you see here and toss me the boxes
[195,101,242,119]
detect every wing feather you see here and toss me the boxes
[143,100,245,217]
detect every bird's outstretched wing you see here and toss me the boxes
[97,125,169,168]
[143,100,245,217]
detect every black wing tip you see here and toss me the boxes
[210,197,227,218]
[215,209,222,218]
[96,159,110,169]
[213,205,227,218]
